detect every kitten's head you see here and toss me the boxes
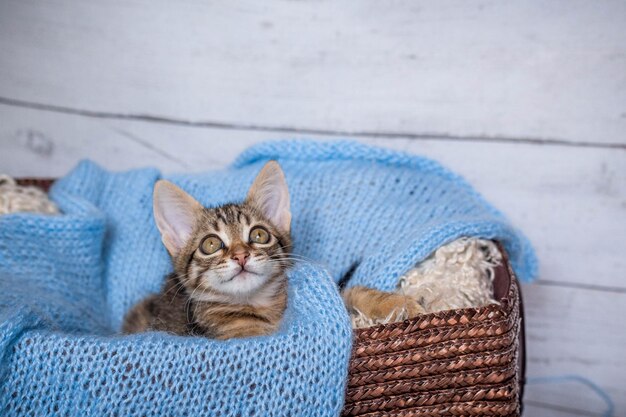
[153,161,292,300]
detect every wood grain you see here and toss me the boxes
[1,0,625,146]
[2,105,624,291]
[525,381,612,417]
[524,283,624,415]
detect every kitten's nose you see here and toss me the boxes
[231,251,250,267]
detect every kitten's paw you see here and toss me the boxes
[343,286,425,324]
[396,295,426,319]
[377,294,425,322]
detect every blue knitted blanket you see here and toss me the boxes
[0,140,536,416]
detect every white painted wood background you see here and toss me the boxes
[1,1,625,415]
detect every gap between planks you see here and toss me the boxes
[1,96,624,151]
[534,280,626,295]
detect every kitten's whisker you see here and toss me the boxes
[269,256,312,261]
[161,274,196,304]
[272,252,318,262]
[161,282,184,298]
[265,258,328,272]
[273,245,317,261]
[184,286,200,323]
[269,255,324,267]
[169,283,188,305]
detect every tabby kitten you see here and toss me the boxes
[124,160,423,339]
[123,161,292,339]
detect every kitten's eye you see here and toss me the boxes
[200,235,224,255]
[249,227,270,244]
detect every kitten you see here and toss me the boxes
[123,161,292,339]
[123,160,422,339]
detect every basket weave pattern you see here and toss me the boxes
[344,255,523,417]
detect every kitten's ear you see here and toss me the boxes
[246,161,291,234]
[153,180,203,256]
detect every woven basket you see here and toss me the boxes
[344,246,524,417]
[15,178,525,416]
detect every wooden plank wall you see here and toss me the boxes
[1,1,625,415]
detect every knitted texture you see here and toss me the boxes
[0,140,537,417]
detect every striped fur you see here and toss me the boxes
[123,161,292,339]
